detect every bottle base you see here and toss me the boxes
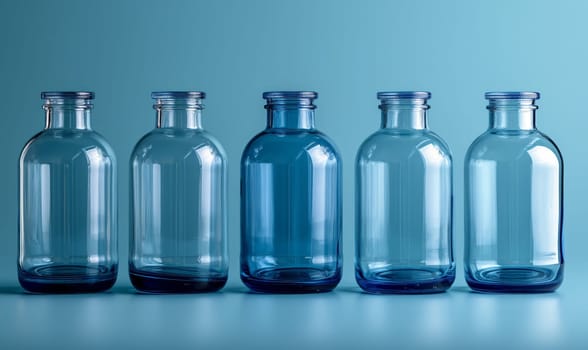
[241,267,341,293]
[18,264,117,293]
[130,266,227,293]
[356,267,455,294]
[466,265,563,293]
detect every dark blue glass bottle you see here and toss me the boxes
[129,92,228,293]
[241,91,342,293]
[465,92,564,292]
[18,92,118,293]
[355,92,455,293]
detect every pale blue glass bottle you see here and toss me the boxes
[465,92,563,292]
[18,92,117,293]
[355,92,455,293]
[241,91,342,293]
[130,92,228,293]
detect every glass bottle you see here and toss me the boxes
[18,92,117,293]
[241,91,342,293]
[464,92,564,292]
[130,91,228,293]
[355,91,455,293]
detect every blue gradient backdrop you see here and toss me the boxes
[0,0,586,348]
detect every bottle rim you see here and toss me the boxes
[262,91,318,99]
[485,92,540,100]
[41,91,94,99]
[151,91,205,99]
[377,91,431,99]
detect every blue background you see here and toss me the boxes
[0,0,586,348]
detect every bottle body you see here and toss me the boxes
[464,92,563,292]
[18,92,117,293]
[241,91,342,293]
[130,92,228,293]
[355,92,455,293]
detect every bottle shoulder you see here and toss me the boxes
[242,129,340,163]
[133,128,225,149]
[357,129,452,163]
[244,129,338,147]
[131,129,226,163]
[466,130,562,163]
[21,129,116,163]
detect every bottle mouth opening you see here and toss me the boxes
[41,92,94,109]
[377,91,430,110]
[152,91,205,110]
[41,91,94,99]
[263,91,317,99]
[486,92,539,110]
[151,91,205,99]
[41,91,94,104]
[485,91,540,100]
[377,91,431,100]
[263,91,317,109]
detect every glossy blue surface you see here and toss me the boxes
[1,277,586,349]
[464,93,563,292]
[129,92,228,293]
[18,92,117,293]
[241,92,342,293]
[356,92,455,293]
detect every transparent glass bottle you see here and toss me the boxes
[18,92,117,293]
[130,91,228,293]
[241,91,342,293]
[464,92,564,292]
[355,92,455,293]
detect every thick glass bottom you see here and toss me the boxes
[241,267,341,293]
[130,265,227,293]
[18,264,117,293]
[466,265,563,293]
[356,266,455,294]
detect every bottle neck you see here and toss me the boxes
[157,108,202,129]
[44,101,92,130]
[488,99,536,131]
[267,108,315,129]
[380,102,428,130]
